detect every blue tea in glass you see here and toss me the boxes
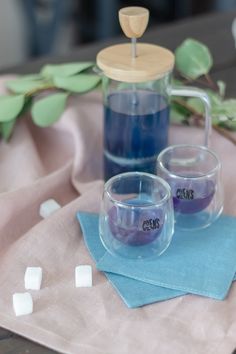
[171,176,215,214]
[108,199,165,246]
[99,172,174,259]
[157,145,223,230]
[104,88,169,180]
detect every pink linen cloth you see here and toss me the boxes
[0,76,236,354]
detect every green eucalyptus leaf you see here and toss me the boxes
[19,96,33,116]
[211,116,221,125]
[172,78,183,87]
[170,106,187,124]
[6,78,47,94]
[53,74,101,93]
[102,76,109,90]
[219,120,236,131]
[1,119,17,140]
[32,92,68,127]
[205,90,222,117]
[118,82,136,90]
[20,74,43,81]
[206,90,222,107]
[0,95,25,122]
[187,91,223,117]
[217,80,226,97]
[41,62,94,78]
[117,82,148,90]
[170,100,190,124]
[187,98,204,115]
[187,93,236,126]
[219,99,236,119]
[175,39,213,79]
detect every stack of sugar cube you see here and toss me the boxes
[13,267,42,316]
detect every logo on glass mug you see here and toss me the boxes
[142,218,161,231]
[176,188,194,200]
[108,206,164,246]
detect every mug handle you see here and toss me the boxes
[170,86,211,147]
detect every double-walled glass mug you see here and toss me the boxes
[99,172,174,259]
[157,144,223,230]
[96,7,211,180]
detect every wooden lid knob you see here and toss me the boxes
[119,7,149,39]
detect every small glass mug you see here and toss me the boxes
[99,172,174,259]
[157,144,223,230]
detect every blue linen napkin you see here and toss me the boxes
[77,212,184,308]
[97,214,236,300]
[77,211,236,306]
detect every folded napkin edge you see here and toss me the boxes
[96,265,233,300]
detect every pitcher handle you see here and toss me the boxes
[170,86,211,147]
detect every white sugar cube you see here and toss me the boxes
[13,292,33,316]
[24,267,42,290]
[75,265,92,287]
[39,199,61,218]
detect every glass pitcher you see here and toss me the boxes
[96,7,211,181]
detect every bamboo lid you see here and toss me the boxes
[96,7,175,83]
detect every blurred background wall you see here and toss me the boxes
[0,0,235,70]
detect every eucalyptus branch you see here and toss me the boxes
[176,71,219,93]
[0,62,101,139]
[204,74,218,92]
[25,86,56,97]
[0,38,235,144]
[172,98,198,116]
[177,72,211,89]
[172,98,236,145]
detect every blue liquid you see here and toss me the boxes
[104,90,169,180]
[167,173,216,214]
[107,198,164,246]
[173,180,215,214]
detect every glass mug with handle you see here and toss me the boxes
[99,172,174,259]
[96,6,211,180]
[157,144,223,230]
